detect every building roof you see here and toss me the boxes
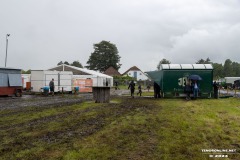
[103,66,121,76]
[122,66,142,75]
[160,64,213,70]
[0,67,21,70]
[48,64,112,78]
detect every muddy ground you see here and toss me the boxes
[0,89,131,110]
[0,94,92,110]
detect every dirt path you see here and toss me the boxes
[0,94,92,110]
[0,88,134,110]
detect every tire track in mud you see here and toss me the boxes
[0,94,93,110]
[36,98,157,144]
[0,99,84,118]
[0,104,98,130]
[0,98,158,159]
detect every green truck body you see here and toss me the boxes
[146,64,213,98]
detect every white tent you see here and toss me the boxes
[48,65,113,91]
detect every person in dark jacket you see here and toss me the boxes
[147,85,150,92]
[154,82,161,98]
[137,84,142,96]
[192,80,199,99]
[49,78,55,96]
[128,80,135,98]
[213,81,219,99]
[184,82,191,100]
[115,81,119,90]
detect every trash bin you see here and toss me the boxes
[74,86,79,94]
[43,86,49,96]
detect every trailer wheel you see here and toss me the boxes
[15,89,22,97]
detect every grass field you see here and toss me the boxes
[0,97,240,159]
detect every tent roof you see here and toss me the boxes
[48,64,113,78]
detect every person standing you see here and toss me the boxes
[147,85,150,92]
[154,82,161,98]
[49,78,55,96]
[192,80,199,99]
[115,81,119,90]
[184,82,191,100]
[137,84,142,96]
[128,80,135,98]
[213,81,219,99]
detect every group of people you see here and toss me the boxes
[128,80,142,98]
[184,80,219,100]
[50,78,220,99]
[184,80,200,100]
[128,81,160,98]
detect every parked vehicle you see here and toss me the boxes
[0,67,22,97]
[146,64,213,98]
[234,80,240,89]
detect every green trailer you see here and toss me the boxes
[146,64,213,98]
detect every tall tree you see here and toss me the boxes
[232,62,240,77]
[212,63,223,79]
[71,61,83,68]
[86,40,121,72]
[157,58,171,70]
[223,59,233,77]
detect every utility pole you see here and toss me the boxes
[5,34,10,67]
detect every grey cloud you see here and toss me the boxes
[0,0,240,73]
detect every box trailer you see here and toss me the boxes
[31,70,73,93]
[234,80,240,89]
[0,67,23,96]
[224,77,240,84]
[146,64,213,98]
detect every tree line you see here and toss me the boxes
[21,39,240,80]
[22,40,121,74]
[157,58,240,79]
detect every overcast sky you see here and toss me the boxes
[1,0,240,73]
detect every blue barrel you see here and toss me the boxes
[43,86,49,91]
[74,86,79,91]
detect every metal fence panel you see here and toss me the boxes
[0,73,8,87]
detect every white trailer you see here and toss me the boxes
[31,70,73,93]
[224,77,240,84]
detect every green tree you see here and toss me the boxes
[223,59,233,77]
[64,61,70,65]
[212,63,223,79]
[21,70,31,74]
[71,61,83,68]
[196,57,212,64]
[86,40,121,72]
[57,61,63,65]
[232,62,240,77]
[157,58,171,70]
